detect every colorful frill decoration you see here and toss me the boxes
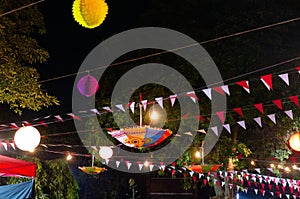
[72,0,108,29]
[108,126,172,148]
[78,166,107,175]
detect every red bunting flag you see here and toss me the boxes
[254,103,264,114]
[297,66,300,73]
[272,99,283,110]
[289,96,299,107]
[233,107,244,118]
[182,113,189,119]
[236,80,250,93]
[194,115,205,122]
[260,74,273,90]
[186,91,198,103]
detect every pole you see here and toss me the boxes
[139,103,142,127]
[201,141,204,165]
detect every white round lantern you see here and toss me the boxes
[99,146,113,159]
[14,126,41,152]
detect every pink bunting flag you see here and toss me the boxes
[260,74,273,90]
[182,113,189,119]
[194,115,205,122]
[278,73,289,86]
[254,103,264,114]
[213,86,225,95]
[186,91,198,103]
[254,117,262,127]
[233,107,244,118]
[289,96,299,107]
[54,115,64,122]
[38,121,48,127]
[90,108,100,115]
[236,80,250,93]
[216,111,225,123]
[169,94,177,107]
[272,99,283,110]
[155,97,163,108]
[202,88,212,100]
[67,113,81,121]
[10,123,18,129]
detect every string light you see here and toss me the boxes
[144,160,149,167]
[195,151,201,158]
[293,165,298,170]
[284,166,291,173]
[270,163,275,168]
[66,153,72,161]
[250,160,255,166]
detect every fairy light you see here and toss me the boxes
[195,151,201,158]
[251,160,255,166]
[66,153,72,161]
[270,163,275,168]
[285,166,291,172]
[278,164,283,169]
[292,165,298,170]
[144,160,149,167]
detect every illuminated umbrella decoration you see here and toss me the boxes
[78,154,107,175]
[72,0,108,29]
[108,126,172,148]
[186,164,221,173]
[77,74,99,97]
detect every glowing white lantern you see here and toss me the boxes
[14,126,41,152]
[99,146,113,159]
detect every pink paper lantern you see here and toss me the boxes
[77,75,99,97]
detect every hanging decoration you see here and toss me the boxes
[289,132,300,151]
[72,0,108,29]
[14,126,41,152]
[99,146,113,159]
[108,126,172,148]
[77,74,99,97]
[78,154,107,175]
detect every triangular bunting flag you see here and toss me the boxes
[10,123,18,129]
[236,80,250,93]
[138,164,143,171]
[289,96,299,107]
[233,107,244,118]
[211,126,218,136]
[237,120,246,130]
[254,103,264,114]
[103,106,113,112]
[169,94,177,107]
[141,100,148,111]
[54,115,64,122]
[194,115,205,122]
[115,104,125,112]
[254,189,258,195]
[254,117,262,127]
[90,108,100,114]
[285,110,293,120]
[189,171,194,177]
[149,164,154,172]
[126,161,132,170]
[116,161,120,168]
[223,124,231,134]
[2,142,7,150]
[267,114,276,124]
[202,88,212,100]
[10,142,16,150]
[297,66,300,74]
[155,97,163,108]
[255,168,261,173]
[186,91,198,103]
[221,85,230,95]
[67,113,81,121]
[272,99,283,110]
[213,86,225,95]
[129,102,135,113]
[260,74,273,90]
[216,111,225,123]
[182,113,189,119]
[278,73,289,86]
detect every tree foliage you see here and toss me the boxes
[0,0,59,114]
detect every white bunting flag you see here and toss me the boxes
[115,104,125,112]
[130,102,135,113]
[211,126,218,136]
[10,143,15,150]
[103,106,112,112]
[237,120,246,130]
[149,164,154,172]
[141,100,148,111]
[267,114,276,124]
[202,88,212,100]
[221,181,225,187]
[254,168,260,173]
[54,115,63,122]
[90,108,100,115]
[2,142,7,150]
[155,97,163,109]
[254,189,258,195]
[221,85,230,95]
[186,91,198,103]
[223,124,231,134]
[254,117,262,127]
[138,164,143,171]
[189,171,194,177]
[285,110,294,120]
[169,94,177,107]
[116,161,120,168]
[126,162,132,170]
[105,159,109,165]
[278,73,290,86]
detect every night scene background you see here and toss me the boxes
[0,0,300,199]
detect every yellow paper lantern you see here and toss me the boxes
[72,0,108,29]
[289,132,300,151]
[14,126,41,152]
